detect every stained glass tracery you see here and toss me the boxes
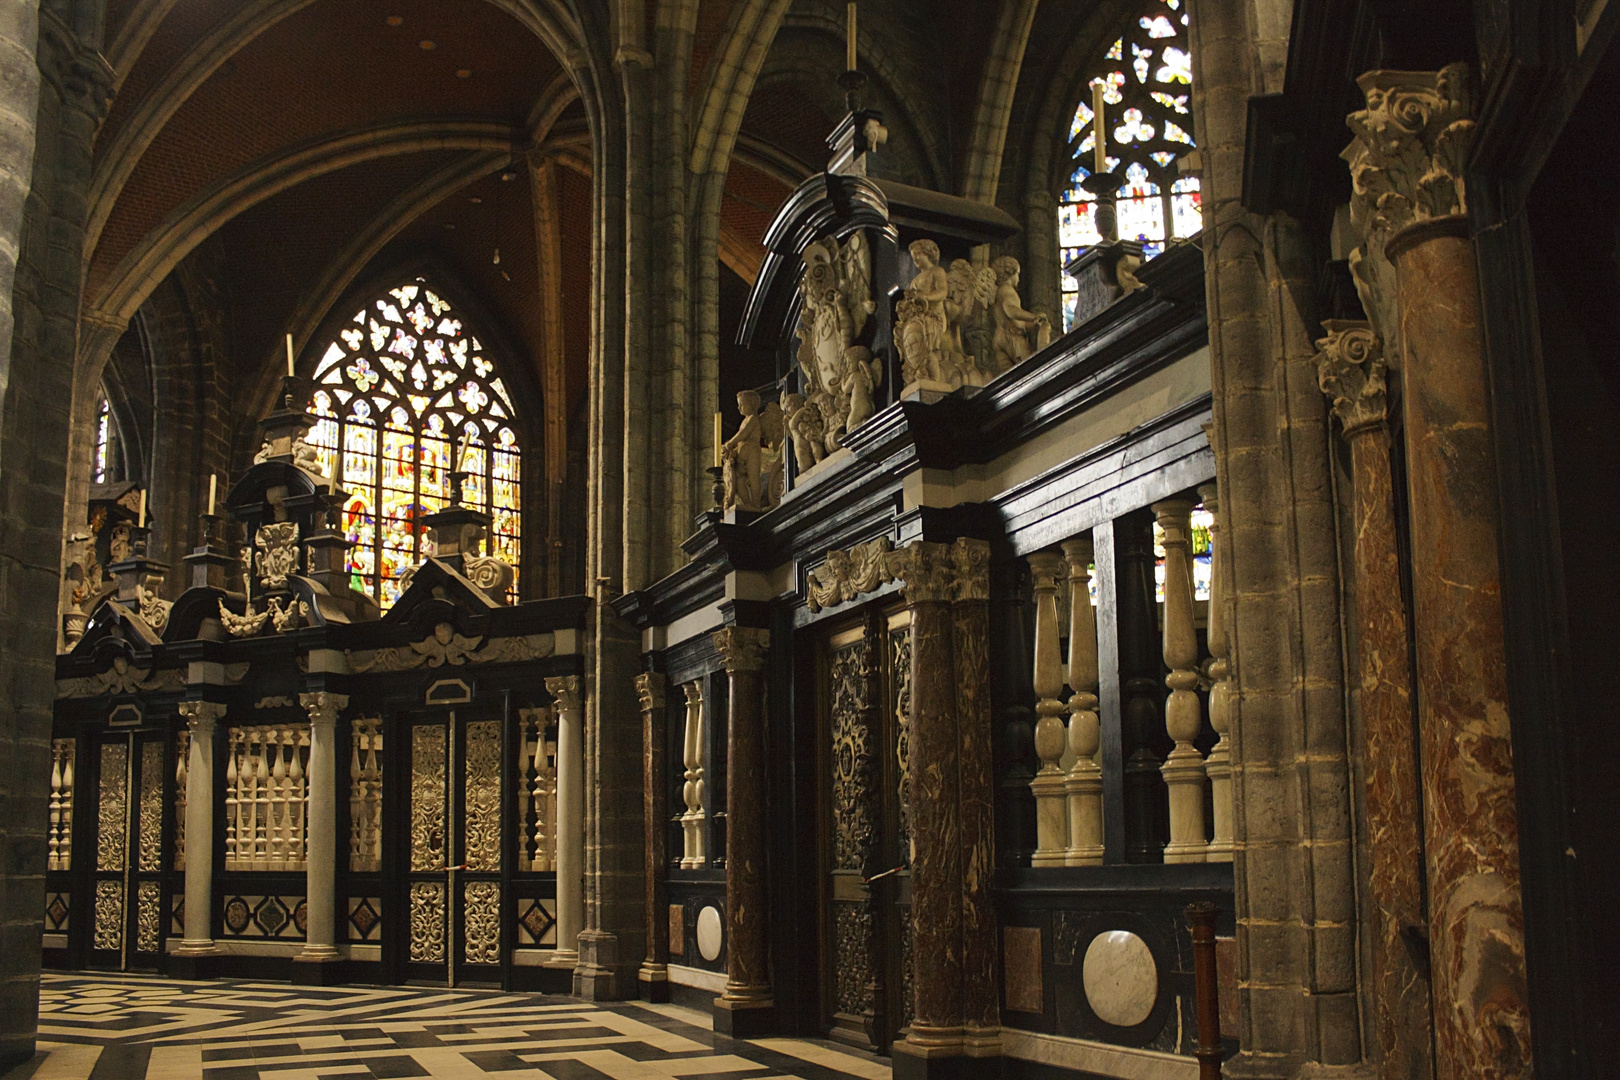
[93,394,111,484]
[1060,0,1202,328]
[305,279,521,608]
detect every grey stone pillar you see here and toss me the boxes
[295,692,347,980]
[176,701,226,959]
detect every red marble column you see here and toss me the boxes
[1346,66,1532,1077]
[950,540,999,1057]
[1389,217,1531,1078]
[636,672,669,1002]
[889,541,964,1075]
[711,627,773,1036]
[1317,321,1435,1080]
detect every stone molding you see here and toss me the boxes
[1316,320,1389,436]
[1342,64,1475,246]
[635,671,667,713]
[712,627,770,673]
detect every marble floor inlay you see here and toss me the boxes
[3,975,890,1080]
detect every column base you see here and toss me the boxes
[543,949,580,971]
[639,964,670,1003]
[291,952,346,986]
[168,949,220,981]
[892,1041,995,1080]
[712,996,775,1038]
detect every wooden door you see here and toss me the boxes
[87,731,169,971]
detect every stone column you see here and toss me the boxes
[1199,480,1234,864]
[1062,537,1104,866]
[1026,551,1069,866]
[889,540,964,1077]
[636,672,669,1001]
[1154,499,1206,863]
[1346,65,1531,1078]
[951,539,998,1058]
[711,626,773,1036]
[176,701,226,968]
[295,692,347,980]
[1317,322,1434,1080]
[548,676,585,974]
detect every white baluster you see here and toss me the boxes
[1155,499,1208,863]
[49,745,63,871]
[1062,538,1105,866]
[1028,551,1069,866]
[59,745,73,871]
[1201,481,1234,862]
[680,681,704,868]
[516,712,534,872]
[292,727,308,868]
[225,731,240,870]
[349,724,364,872]
[365,727,382,871]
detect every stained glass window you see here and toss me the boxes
[1060,0,1201,328]
[92,393,111,484]
[1153,506,1213,604]
[304,278,522,608]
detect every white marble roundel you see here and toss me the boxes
[696,905,724,961]
[1081,930,1158,1028]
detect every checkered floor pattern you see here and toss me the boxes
[3,975,891,1080]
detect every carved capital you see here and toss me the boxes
[1317,320,1389,435]
[635,672,667,714]
[299,691,349,727]
[1152,499,1196,551]
[1026,551,1066,595]
[177,699,227,732]
[950,537,990,602]
[883,541,955,603]
[712,627,770,672]
[545,675,582,714]
[683,681,703,704]
[1342,64,1475,245]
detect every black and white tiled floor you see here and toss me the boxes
[4,976,892,1080]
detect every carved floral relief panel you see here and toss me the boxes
[462,721,501,872]
[410,882,446,963]
[410,726,446,872]
[138,741,163,872]
[463,881,501,964]
[97,743,128,872]
[830,639,874,872]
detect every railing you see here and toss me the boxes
[224,724,310,871]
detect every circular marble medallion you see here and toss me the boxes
[1082,930,1157,1028]
[696,905,724,961]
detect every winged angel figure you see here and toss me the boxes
[793,232,880,461]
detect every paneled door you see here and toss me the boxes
[822,609,913,1053]
[398,707,509,986]
[88,730,169,971]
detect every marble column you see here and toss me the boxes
[1318,321,1434,1080]
[636,672,670,1001]
[1026,551,1070,866]
[1062,537,1104,866]
[711,627,773,1036]
[950,539,998,1058]
[176,701,226,966]
[547,676,585,973]
[295,692,347,979]
[1154,499,1206,863]
[1199,480,1234,864]
[1346,65,1531,1078]
[888,540,964,1075]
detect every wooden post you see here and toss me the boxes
[1186,902,1222,1080]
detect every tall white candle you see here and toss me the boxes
[846,3,857,72]
[1093,80,1107,173]
[137,489,146,529]
[208,474,217,516]
[286,333,295,377]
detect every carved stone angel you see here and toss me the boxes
[990,256,1052,370]
[721,390,786,513]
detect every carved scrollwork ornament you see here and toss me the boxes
[950,537,991,602]
[1317,320,1389,436]
[254,522,300,588]
[463,555,515,597]
[806,537,895,612]
[219,599,270,638]
[883,541,957,604]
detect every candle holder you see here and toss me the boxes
[1080,169,1125,245]
[837,68,866,113]
[708,465,725,510]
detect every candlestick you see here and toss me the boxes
[846,2,857,72]
[1093,80,1107,174]
[713,412,723,468]
[208,474,217,516]
[286,333,295,377]
[137,489,146,529]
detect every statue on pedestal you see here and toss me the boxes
[721,390,786,513]
[991,256,1052,370]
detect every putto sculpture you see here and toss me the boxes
[896,244,1054,393]
[720,390,786,514]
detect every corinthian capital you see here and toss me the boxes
[1342,63,1475,244]
[635,672,667,713]
[178,699,227,731]
[545,675,582,713]
[1317,320,1389,435]
[712,627,770,672]
[299,691,349,727]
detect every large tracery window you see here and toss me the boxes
[1059,0,1201,327]
[306,278,522,608]
[92,393,112,483]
